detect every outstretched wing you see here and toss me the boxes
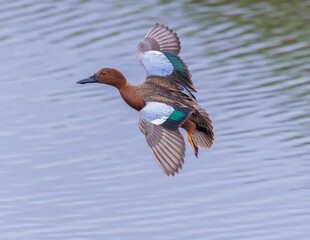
[138,22,180,54]
[137,23,196,93]
[139,102,193,176]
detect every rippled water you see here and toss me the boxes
[0,0,309,239]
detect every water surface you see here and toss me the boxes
[0,0,309,239]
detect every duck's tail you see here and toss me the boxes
[182,105,214,157]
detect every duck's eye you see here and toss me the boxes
[101,72,106,76]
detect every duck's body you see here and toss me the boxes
[77,23,214,176]
[119,76,190,111]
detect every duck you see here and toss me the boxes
[77,23,214,176]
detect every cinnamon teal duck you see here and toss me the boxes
[77,23,214,176]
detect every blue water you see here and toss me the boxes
[0,0,309,239]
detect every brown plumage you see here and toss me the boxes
[77,23,214,176]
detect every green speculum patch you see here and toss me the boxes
[169,110,185,121]
[164,52,186,73]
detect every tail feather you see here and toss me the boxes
[187,105,214,155]
[181,105,214,156]
[191,129,213,149]
[192,105,214,145]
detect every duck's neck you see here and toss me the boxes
[118,82,145,111]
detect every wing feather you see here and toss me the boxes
[138,23,180,54]
[139,120,185,176]
[137,23,196,93]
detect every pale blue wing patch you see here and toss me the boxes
[139,101,192,175]
[137,24,196,92]
[138,51,174,77]
[140,102,174,125]
[139,102,193,131]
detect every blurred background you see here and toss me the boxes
[0,0,309,239]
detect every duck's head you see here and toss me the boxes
[77,68,126,88]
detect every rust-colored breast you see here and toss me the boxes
[119,84,145,111]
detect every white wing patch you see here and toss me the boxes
[140,102,174,125]
[138,51,174,77]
